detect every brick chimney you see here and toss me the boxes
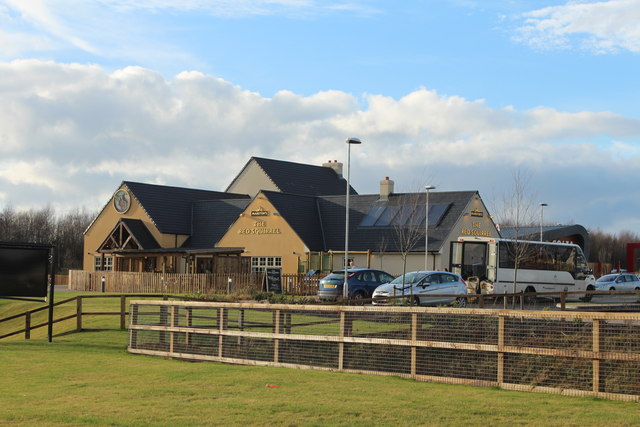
[380,177,394,201]
[322,160,343,178]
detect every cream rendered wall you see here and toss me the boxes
[216,193,307,275]
[226,161,279,197]
[82,185,189,270]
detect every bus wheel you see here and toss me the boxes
[524,287,536,305]
[583,286,594,302]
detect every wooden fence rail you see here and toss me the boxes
[0,294,180,341]
[129,300,640,402]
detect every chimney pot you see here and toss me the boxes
[322,160,343,177]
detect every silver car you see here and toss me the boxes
[372,271,468,307]
[595,273,640,291]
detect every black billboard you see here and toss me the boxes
[0,242,52,298]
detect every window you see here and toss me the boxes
[94,256,113,271]
[251,256,282,274]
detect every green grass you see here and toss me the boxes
[2,330,640,426]
[2,294,640,426]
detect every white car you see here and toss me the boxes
[372,271,468,307]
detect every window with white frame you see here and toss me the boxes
[94,256,113,271]
[251,256,282,273]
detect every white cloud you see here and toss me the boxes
[0,60,639,232]
[513,0,640,53]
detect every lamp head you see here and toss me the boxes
[425,185,436,190]
[346,137,362,145]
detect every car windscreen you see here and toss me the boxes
[390,272,427,285]
[597,275,616,283]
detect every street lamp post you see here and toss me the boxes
[344,137,362,299]
[425,185,436,271]
[539,203,548,242]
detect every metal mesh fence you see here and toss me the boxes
[128,301,640,401]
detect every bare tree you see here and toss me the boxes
[392,192,426,295]
[376,235,388,271]
[494,169,538,296]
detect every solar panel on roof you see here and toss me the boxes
[359,203,450,227]
[428,203,451,226]
[374,206,400,226]
[359,205,386,226]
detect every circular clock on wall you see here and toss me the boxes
[113,189,131,214]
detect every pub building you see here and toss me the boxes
[84,157,587,276]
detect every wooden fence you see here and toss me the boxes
[129,300,640,402]
[0,294,180,340]
[68,270,320,295]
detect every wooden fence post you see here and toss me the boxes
[338,311,345,370]
[120,296,127,329]
[218,308,224,358]
[273,309,281,363]
[497,316,505,387]
[76,296,82,332]
[593,319,601,395]
[25,312,31,340]
[186,307,193,346]
[169,305,176,353]
[411,312,418,377]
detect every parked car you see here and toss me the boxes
[317,268,396,300]
[372,271,468,307]
[595,273,640,291]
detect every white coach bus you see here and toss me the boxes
[449,236,596,301]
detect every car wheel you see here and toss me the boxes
[412,296,421,307]
[352,291,366,305]
[455,296,467,308]
[610,287,616,292]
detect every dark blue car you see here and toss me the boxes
[317,268,395,300]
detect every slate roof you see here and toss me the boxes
[261,191,326,250]
[123,181,250,235]
[261,190,479,253]
[182,199,251,249]
[119,218,160,249]
[227,157,357,197]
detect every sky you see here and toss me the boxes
[0,0,639,234]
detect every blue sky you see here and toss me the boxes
[1,0,639,234]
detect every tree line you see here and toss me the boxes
[0,205,96,273]
[588,229,639,272]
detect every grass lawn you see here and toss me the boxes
[2,294,640,426]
